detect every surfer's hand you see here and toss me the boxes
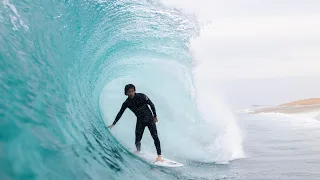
[154,117,158,123]
[108,124,114,129]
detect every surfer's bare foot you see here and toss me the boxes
[155,155,163,162]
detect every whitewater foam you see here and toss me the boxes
[160,0,245,163]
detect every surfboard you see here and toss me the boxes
[132,150,183,167]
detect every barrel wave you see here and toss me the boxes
[0,0,243,180]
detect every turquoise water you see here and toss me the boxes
[0,0,198,179]
[2,0,320,180]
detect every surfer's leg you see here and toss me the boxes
[135,121,146,151]
[147,122,161,155]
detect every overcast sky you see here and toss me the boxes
[176,0,320,78]
[162,0,320,108]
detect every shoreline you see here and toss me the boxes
[249,98,320,114]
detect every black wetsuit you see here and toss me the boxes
[112,93,161,155]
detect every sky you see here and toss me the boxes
[162,0,320,108]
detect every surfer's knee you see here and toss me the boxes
[151,132,158,140]
[153,136,160,144]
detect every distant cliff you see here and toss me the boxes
[250,98,320,114]
[280,98,320,106]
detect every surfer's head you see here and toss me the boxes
[124,84,136,98]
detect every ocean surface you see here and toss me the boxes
[1,0,320,179]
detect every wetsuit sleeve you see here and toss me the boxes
[112,102,127,125]
[144,94,157,117]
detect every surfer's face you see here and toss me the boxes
[126,88,135,98]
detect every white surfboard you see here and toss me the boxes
[132,150,183,167]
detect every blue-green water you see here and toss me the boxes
[0,0,199,179]
[2,0,320,180]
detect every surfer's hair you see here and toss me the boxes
[124,84,136,95]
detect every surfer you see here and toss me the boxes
[108,84,163,162]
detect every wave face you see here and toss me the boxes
[1,0,243,179]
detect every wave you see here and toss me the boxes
[1,0,243,179]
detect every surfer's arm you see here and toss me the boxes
[145,94,157,117]
[112,103,127,125]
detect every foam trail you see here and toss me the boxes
[193,59,245,163]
